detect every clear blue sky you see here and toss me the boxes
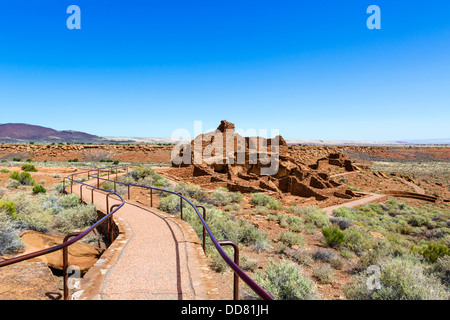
[0,1,449,141]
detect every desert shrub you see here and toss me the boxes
[17,209,52,232]
[251,206,270,216]
[414,243,450,263]
[322,226,346,248]
[52,173,62,179]
[333,207,357,220]
[339,248,355,259]
[127,166,161,181]
[248,260,319,300]
[343,227,376,256]
[312,249,336,262]
[21,164,38,172]
[57,194,81,208]
[53,183,65,194]
[0,169,10,173]
[290,250,314,266]
[250,193,272,206]
[329,216,353,230]
[295,206,331,228]
[0,212,24,255]
[9,171,35,186]
[278,214,289,228]
[32,185,46,194]
[304,223,317,234]
[0,188,7,198]
[240,254,258,272]
[158,194,181,214]
[277,231,305,247]
[313,265,335,284]
[343,255,448,300]
[330,257,345,270]
[287,216,304,232]
[408,215,430,227]
[250,193,282,210]
[175,182,208,201]
[223,203,241,214]
[208,247,234,273]
[51,204,97,234]
[432,255,450,287]
[0,201,17,220]
[6,179,19,189]
[211,188,232,206]
[229,191,243,204]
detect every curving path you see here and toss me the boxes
[69,182,218,300]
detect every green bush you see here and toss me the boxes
[0,169,10,173]
[32,185,46,194]
[322,226,346,248]
[0,201,17,220]
[248,260,319,300]
[21,164,38,172]
[415,243,450,263]
[9,171,35,186]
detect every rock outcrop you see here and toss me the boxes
[20,230,103,274]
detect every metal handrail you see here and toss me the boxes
[88,166,273,300]
[0,166,126,300]
[0,165,273,300]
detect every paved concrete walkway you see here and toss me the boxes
[323,192,387,216]
[69,182,218,300]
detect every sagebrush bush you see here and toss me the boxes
[0,212,24,255]
[277,231,305,247]
[343,255,448,300]
[294,206,331,228]
[343,227,377,256]
[57,194,81,208]
[248,260,320,300]
[312,249,336,262]
[313,265,335,284]
[250,193,282,210]
[51,204,97,234]
[158,194,181,214]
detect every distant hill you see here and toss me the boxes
[0,123,105,143]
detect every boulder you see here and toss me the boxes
[20,230,103,274]
[0,261,61,300]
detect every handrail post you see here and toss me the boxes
[63,232,82,300]
[150,188,153,207]
[218,241,240,300]
[196,205,207,253]
[128,185,130,200]
[80,185,83,203]
[179,193,183,220]
[62,178,66,194]
[70,179,73,194]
